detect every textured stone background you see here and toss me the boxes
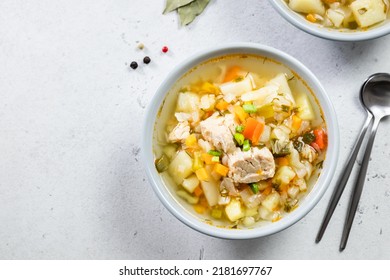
[0,0,389,259]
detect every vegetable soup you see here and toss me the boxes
[153,55,327,228]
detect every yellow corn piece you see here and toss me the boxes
[194,204,206,214]
[306,14,317,23]
[213,163,229,177]
[195,167,209,181]
[185,134,197,147]
[292,115,302,131]
[215,100,229,111]
[234,105,248,123]
[201,82,220,95]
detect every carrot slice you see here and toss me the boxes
[251,122,264,145]
[223,66,241,82]
[242,117,258,139]
[313,129,327,150]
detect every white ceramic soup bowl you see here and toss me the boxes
[268,0,390,41]
[143,43,339,239]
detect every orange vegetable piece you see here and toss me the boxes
[194,186,203,197]
[194,204,206,214]
[251,122,264,145]
[216,100,229,111]
[243,117,264,145]
[275,157,289,166]
[223,66,241,82]
[313,129,327,150]
[201,153,217,165]
[242,117,258,139]
[306,14,317,23]
[262,186,272,196]
[234,105,248,123]
[213,163,229,177]
[291,115,302,131]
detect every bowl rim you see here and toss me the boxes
[142,42,339,239]
[267,0,390,41]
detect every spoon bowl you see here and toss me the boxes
[362,73,390,118]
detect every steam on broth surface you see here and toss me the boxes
[153,55,327,229]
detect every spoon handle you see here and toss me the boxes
[339,117,381,251]
[315,114,373,243]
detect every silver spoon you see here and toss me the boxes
[316,75,374,243]
[340,73,390,251]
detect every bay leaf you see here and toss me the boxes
[163,0,196,14]
[178,0,210,26]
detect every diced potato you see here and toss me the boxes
[273,166,296,185]
[182,174,200,193]
[168,150,193,184]
[289,0,326,16]
[219,77,253,97]
[259,205,273,221]
[243,216,255,227]
[326,9,345,28]
[262,192,281,212]
[200,180,220,207]
[225,199,245,222]
[266,73,295,105]
[177,92,200,112]
[295,93,315,120]
[350,0,387,28]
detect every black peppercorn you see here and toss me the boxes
[143,56,151,64]
[130,61,138,69]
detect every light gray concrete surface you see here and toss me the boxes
[0,0,389,259]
